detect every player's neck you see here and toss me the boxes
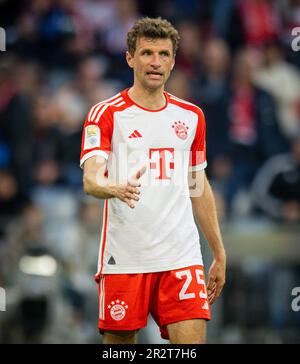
[128,85,166,110]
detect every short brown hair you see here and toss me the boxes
[127,17,180,56]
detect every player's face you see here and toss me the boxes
[126,37,175,90]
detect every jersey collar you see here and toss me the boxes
[121,88,169,112]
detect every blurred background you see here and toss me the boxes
[0,0,300,344]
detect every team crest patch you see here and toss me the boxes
[108,300,128,321]
[172,121,189,140]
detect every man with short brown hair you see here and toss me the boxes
[81,17,226,344]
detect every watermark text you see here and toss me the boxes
[0,27,6,51]
[291,27,300,52]
[291,287,300,312]
[0,287,6,311]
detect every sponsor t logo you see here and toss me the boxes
[149,148,174,180]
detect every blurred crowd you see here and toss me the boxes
[0,0,300,343]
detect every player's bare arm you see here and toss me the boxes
[83,155,145,209]
[189,170,226,305]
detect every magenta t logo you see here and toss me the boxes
[149,148,175,180]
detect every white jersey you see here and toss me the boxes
[80,89,207,278]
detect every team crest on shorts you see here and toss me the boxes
[108,300,128,321]
[172,121,189,140]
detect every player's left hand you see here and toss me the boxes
[207,257,226,305]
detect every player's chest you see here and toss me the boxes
[112,111,197,151]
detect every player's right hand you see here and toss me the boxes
[112,165,147,209]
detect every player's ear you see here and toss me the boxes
[126,51,134,69]
[171,57,175,70]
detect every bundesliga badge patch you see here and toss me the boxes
[84,125,100,150]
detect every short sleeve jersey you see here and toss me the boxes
[80,89,207,278]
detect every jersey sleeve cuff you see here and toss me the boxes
[80,150,109,169]
[188,161,207,172]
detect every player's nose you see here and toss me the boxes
[150,53,162,68]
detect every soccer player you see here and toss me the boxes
[80,17,226,344]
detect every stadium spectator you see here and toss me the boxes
[251,135,300,222]
[197,38,231,163]
[254,41,300,139]
[225,49,288,214]
[236,0,281,48]
[176,20,203,77]
[166,69,195,102]
[31,94,62,187]
[0,56,34,224]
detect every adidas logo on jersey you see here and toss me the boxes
[128,130,142,138]
[108,256,116,265]
[202,302,209,310]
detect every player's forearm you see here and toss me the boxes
[191,178,226,260]
[83,171,116,199]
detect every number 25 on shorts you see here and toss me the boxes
[175,268,208,300]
